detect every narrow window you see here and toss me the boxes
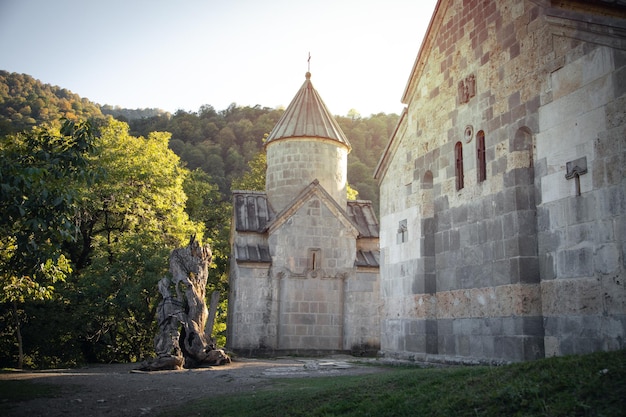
[308,248,321,270]
[455,141,464,190]
[477,130,486,182]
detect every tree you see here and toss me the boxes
[183,169,232,347]
[0,119,95,368]
[231,151,266,191]
[65,118,203,363]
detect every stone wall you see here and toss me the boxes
[227,260,275,352]
[269,197,358,350]
[228,195,381,354]
[266,138,348,213]
[377,0,625,363]
[537,44,626,356]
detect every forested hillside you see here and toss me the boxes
[0,71,103,134]
[0,71,396,368]
[0,71,395,208]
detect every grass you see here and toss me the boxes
[163,349,626,417]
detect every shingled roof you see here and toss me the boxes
[264,72,351,150]
[346,200,379,238]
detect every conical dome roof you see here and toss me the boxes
[265,72,351,150]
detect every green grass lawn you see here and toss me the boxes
[164,350,626,417]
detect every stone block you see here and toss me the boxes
[434,232,444,255]
[424,273,437,294]
[493,259,510,286]
[482,242,495,263]
[439,335,455,356]
[523,336,545,360]
[517,210,537,237]
[597,186,625,219]
[453,318,472,335]
[495,336,523,361]
[566,193,597,225]
[481,317,503,336]
[518,235,537,257]
[517,256,540,283]
[468,201,482,223]
[477,221,489,244]
[450,229,461,251]
[594,244,620,274]
[452,205,468,226]
[505,237,520,258]
[438,318,453,336]
[603,274,626,315]
[522,316,545,337]
[404,334,426,352]
[457,335,471,356]
[556,246,594,278]
[437,209,451,230]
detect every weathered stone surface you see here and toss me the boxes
[139,237,230,371]
[376,0,625,362]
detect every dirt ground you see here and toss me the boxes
[1,356,390,417]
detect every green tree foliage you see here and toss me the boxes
[0,119,96,368]
[337,112,399,213]
[63,118,202,363]
[0,71,103,135]
[183,169,232,346]
[231,151,267,191]
[129,104,395,211]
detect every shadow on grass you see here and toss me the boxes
[160,349,626,417]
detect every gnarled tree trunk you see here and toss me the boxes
[138,236,230,371]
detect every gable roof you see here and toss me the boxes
[264,72,351,150]
[232,191,273,233]
[266,180,359,237]
[231,187,379,264]
[233,187,379,239]
[234,243,271,263]
[346,200,379,238]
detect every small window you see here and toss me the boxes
[455,141,464,190]
[477,130,486,183]
[397,219,408,244]
[308,248,321,270]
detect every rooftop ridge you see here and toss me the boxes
[265,72,351,150]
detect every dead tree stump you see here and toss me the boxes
[138,236,230,371]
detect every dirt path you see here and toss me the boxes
[1,356,388,417]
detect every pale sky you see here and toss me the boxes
[0,0,438,117]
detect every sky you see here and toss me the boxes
[0,0,438,117]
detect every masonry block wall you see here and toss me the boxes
[266,139,348,213]
[538,44,626,356]
[227,260,275,351]
[377,0,625,363]
[228,193,381,354]
[268,199,358,350]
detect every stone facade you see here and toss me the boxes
[228,74,381,356]
[375,0,626,362]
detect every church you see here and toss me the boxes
[375,0,625,362]
[228,0,625,363]
[227,72,381,355]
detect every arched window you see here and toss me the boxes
[455,141,464,190]
[477,130,486,182]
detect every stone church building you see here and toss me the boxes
[227,72,381,355]
[227,0,625,363]
[374,0,626,362]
